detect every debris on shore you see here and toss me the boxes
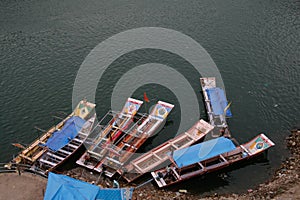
[0,128,299,200]
[63,128,300,200]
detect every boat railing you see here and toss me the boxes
[112,113,148,149]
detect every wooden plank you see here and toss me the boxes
[66,143,79,149]
[39,159,56,166]
[198,162,205,169]
[106,157,123,166]
[240,145,251,155]
[32,149,47,161]
[88,151,101,157]
[47,152,64,161]
[72,138,83,143]
[171,167,181,180]
[219,154,228,163]
[58,149,72,155]
[132,162,143,173]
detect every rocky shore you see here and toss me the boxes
[1,128,299,200]
[66,128,300,200]
[130,128,300,199]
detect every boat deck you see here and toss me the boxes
[93,101,174,177]
[76,98,144,171]
[151,134,275,188]
[200,77,232,137]
[38,114,97,171]
[11,100,96,166]
[119,119,214,182]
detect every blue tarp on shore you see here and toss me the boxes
[172,137,236,168]
[206,87,232,117]
[43,116,85,151]
[44,172,99,200]
[44,173,134,200]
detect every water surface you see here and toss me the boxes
[0,0,299,195]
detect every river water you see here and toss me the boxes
[0,0,299,196]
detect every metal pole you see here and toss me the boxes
[135,178,153,189]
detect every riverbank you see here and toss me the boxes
[131,128,300,199]
[0,173,47,200]
[0,128,299,199]
[65,128,300,199]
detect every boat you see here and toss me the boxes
[80,101,174,177]
[151,133,275,188]
[38,114,97,171]
[76,97,144,170]
[200,77,232,137]
[11,100,96,168]
[118,119,214,183]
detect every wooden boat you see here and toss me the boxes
[76,98,144,170]
[200,77,232,137]
[118,119,214,183]
[151,133,275,188]
[81,101,174,177]
[11,100,96,167]
[38,114,97,171]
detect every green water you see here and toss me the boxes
[0,0,299,195]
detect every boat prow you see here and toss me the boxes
[151,133,275,188]
[10,100,96,170]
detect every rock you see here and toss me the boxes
[248,189,253,193]
[179,189,187,194]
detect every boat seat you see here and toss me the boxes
[123,142,137,150]
[57,149,72,155]
[66,143,79,149]
[39,158,56,166]
[104,171,114,178]
[106,157,123,166]
[47,152,64,161]
[219,154,228,163]
[171,167,181,180]
[72,138,83,143]
[78,131,88,136]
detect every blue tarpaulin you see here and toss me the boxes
[44,172,99,200]
[172,137,236,168]
[43,116,85,151]
[96,188,134,200]
[44,173,134,200]
[206,87,232,117]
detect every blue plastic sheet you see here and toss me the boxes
[96,188,134,200]
[206,87,232,117]
[44,173,134,200]
[44,172,99,200]
[172,137,236,168]
[43,116,85,151]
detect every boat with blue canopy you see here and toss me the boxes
[10,100,96,172]
[151,133,275,188]
[119,119,214,183]
[200,77,232,137]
